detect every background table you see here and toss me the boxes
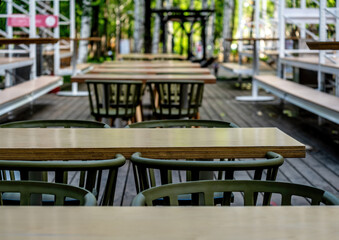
[89,68,211,75]
[306,41,339,50]
[0,206,336,240]
[71,74,217,84]
[0,128,305,160]
[100,61,201,68]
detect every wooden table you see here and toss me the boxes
[100,62,201,68]
[71,74,217,84]
[0,206,336,240]
[0,128,305,160]
[117,53,186,61]
[306,41,339,50]
[89,67,211,75]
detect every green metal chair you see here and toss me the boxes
[0,181,97,206]
[132,180,339,206]
[86,80,142,126]
[126,119,239,128]
[0,119,110,128]
[131,151,284,204]
[147,80,204,119]
[0,154,126,206]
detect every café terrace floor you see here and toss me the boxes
[1,79,338,205]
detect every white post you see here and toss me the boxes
[318,0,326,91]
[5,0,13,87]
[278,0,285,77]
[53,0,60,75]
[300,0,306,39]
[336,0,339,96]
[238,0,243,55]
[29,0,36,79]
[254,0,260,73]
[70,0,76,52]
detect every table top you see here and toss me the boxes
[0,128,305,160]
[90,67,211,74]
[101,62,201,68]
[307,41,339,50]
[71,74,217,84]
[0,206,337,240]
[0,57,33,65]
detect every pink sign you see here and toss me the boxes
[8,14,58,28]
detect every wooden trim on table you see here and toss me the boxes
[0,38,59,44]
[71,74,217,84]
[306,41,339,50]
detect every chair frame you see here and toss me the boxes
[0,119,110,128]
[126,119,239,128]
[86,80,142,125]
[0,181,97,206]
[0,154,126,206]
[132,180,339,206]
[147,80,204,119]
[131,151,284,197]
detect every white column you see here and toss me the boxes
[318,0,326,91]
[278,0,285,77]
[5,0,13,87]
[70,0,76,52]
[53,0,60,75]
[29,0,36,79]
[238,0,243,53]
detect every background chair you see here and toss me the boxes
[131,151,284,204]
[0,154,126,206]
[0,119,110,128]
[86,80,142,126]
[148,80,204,119]
[132,180,339,206]
[126,119,239,128]
[0,181,96,206]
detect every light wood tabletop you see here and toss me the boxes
[100,62,201,68]
[0,128,305,160]
[89,67,211,74]
[71,74,217,84]
[0,206,337,240]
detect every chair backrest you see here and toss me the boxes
[126,119,239,128]
[131,151,284,194]
[0,181,97,206]
[148,80,204,119]
[86,80,142,120]
[0,154,126,206]
[132,180,339,206]
[0,119,110,128]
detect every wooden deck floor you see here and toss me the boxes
[1,81,338,205]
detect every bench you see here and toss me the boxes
[0,76,63,116]
[221,62,254,76]
[254,75,339,124]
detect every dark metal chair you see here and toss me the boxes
[86,80,142,126]
[0,181,97,206]
[132,180,339,206]
[148,80,204,119]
